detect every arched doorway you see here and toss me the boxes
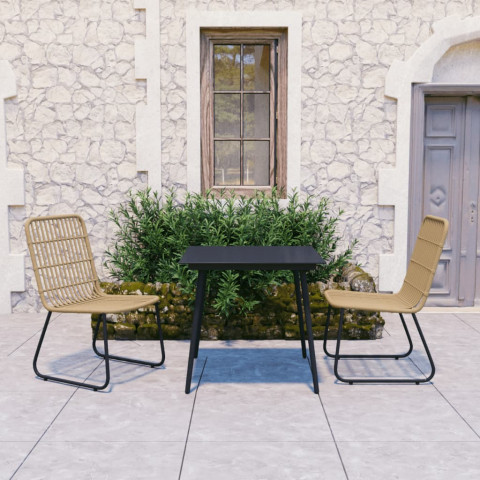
[409,40,480,306]
[379,16,480,305]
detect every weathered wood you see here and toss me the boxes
[200,28,287,196]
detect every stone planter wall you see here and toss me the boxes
[92,265,384,341]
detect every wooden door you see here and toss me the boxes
[410,95,480,306]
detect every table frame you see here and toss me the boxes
[181,247,322,394]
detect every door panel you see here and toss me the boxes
[461,97,480,304]
[416,97,465,305]
[411,95,480,306]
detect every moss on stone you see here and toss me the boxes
[91,321,115,340]
[137,323,159,340]
[92,264,384,341]
[161,324,183,339]
[120,282,146,294]
[114,322,136,340]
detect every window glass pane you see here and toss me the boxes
[215,141,241,185]
[244,141,269,186]
[244,94,269,138]
[214,45,240,91]
[243,45,270,91]
[215,94,240,138]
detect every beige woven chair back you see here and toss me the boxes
[398,215,449,310]
[25,214,103,311]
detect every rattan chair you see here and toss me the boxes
[25,214,165,391]
[323,215,449,384]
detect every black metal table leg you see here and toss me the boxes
[185,271,207,394]
[300,272,319,394]
[194,275,207,359]
[293,271,307,358]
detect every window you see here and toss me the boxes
[200,29,287,195]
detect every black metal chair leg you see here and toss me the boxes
[411,313,435,383]
[293,271,307,358]
[333,308,349,383]
[300,272,319,394]
[332,311,435,384]
[186,271,207,394]
[323,305,332,357]
[324,310,413,360]
[92,303,166,368]
[34,312,111,391]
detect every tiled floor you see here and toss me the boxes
[1,311,480,479]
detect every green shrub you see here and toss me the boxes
[105,188,355,317]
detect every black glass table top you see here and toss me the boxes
[179,246,325,271]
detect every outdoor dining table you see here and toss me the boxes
[179,246,325,394]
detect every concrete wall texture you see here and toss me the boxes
[2,0,480,312]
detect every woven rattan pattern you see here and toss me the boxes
[25,214,159,314]
[325,215,449,313]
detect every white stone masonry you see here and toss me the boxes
[2,0,480,311]
[0,60,24,313]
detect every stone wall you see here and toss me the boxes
[92,264,384,341]
[2,0,148,311]
[2,1,480,311]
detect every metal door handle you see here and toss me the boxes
[470,202,477,223]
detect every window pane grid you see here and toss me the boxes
[213,42,271,186]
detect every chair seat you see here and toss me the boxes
[48,294,160,314]
[324,289,416,313]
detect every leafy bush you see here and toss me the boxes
[105,188,355,317]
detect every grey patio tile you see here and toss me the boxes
[0,312,59,326]
[0,324,49,357]
[455,313,480,334]
[0,355,101,393]
[86,361,202,393]
[14,441,184,480]
[10,342,105,362]
[436,386,480,437]
[320,385,478,442]
[0,442,35,479]
[315,356,427,387]
[8,333,95,358]
[204,339,305,349]
[320,338,414,358]
[410,344,480,388]
[189,383,331,442]
[0,391,73,441]
[181,441,345,480]
[197,346,313,389]
[338,441,480,480]
[9,332,157,359]
[98,339,191,362]
[315,338,428,387]
[43,390,194,442]
[383,313,480,346]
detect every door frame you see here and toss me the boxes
[410,84,480,305]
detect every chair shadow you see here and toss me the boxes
[319,347,431,385]
[41,347,166,392]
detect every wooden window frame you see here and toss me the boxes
[200,28,287,196]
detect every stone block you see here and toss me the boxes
[98,21,124,44]
[46,44,71,66]
[137,323,159,340]
[114,322,136,340]
[46,85,71,103]
[91,320,115,340]
[328,42,354,62]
